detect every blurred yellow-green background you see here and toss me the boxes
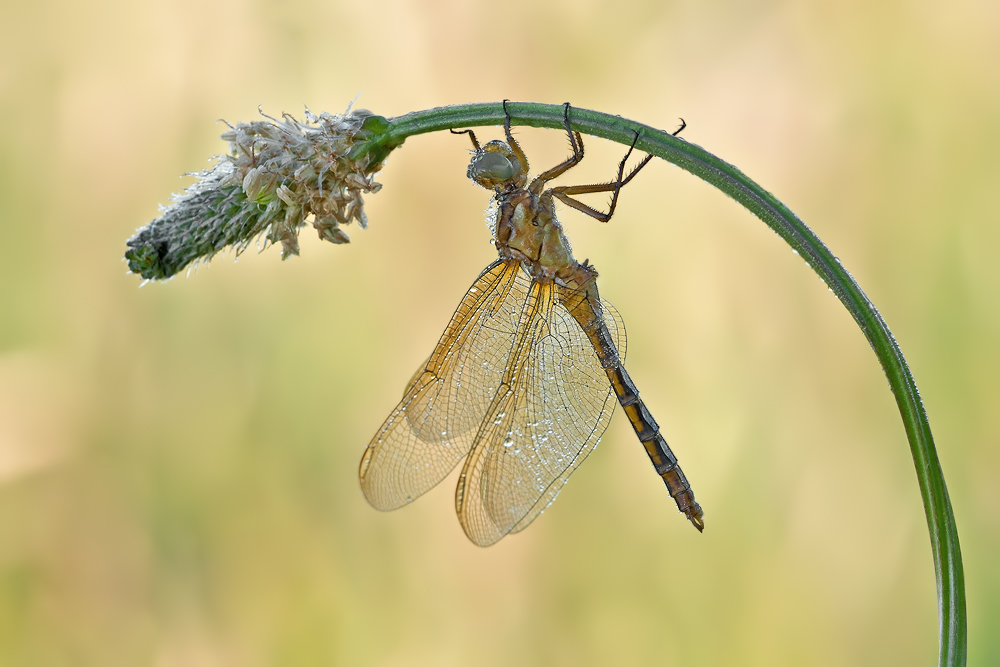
[2,0,998,665]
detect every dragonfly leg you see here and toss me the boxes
[449,128,481,151]
[531,102,586,190]
[549,130,653,223]
[501,100,530,176]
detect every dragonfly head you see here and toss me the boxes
[468,141,527,192]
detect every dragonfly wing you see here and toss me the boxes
[359,260,530,510]
[410,261,532,443]
[600,297,626,362]
[455,283,627,546]
[508,294,627,535]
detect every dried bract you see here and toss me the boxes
[125,106,392,281]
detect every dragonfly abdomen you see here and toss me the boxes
[607,364,705,532]
[558,274,705,533]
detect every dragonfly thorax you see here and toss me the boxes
[495,192,577,282]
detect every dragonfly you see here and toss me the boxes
[359,102,703,546]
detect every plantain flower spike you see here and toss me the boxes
[125,103,399,281]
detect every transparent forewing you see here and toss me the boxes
[601,298,626,362]
[404,261,531,443]
[359,260,532,510]
[456,284,628,546]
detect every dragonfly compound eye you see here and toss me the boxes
[469,150,516,187]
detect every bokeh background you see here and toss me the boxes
[2,0,998,665]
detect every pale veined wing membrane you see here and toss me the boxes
[456,280,627,546]
[403,261,529,443]
[359,260,529,510]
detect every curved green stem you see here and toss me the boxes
[385,102,966,666]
